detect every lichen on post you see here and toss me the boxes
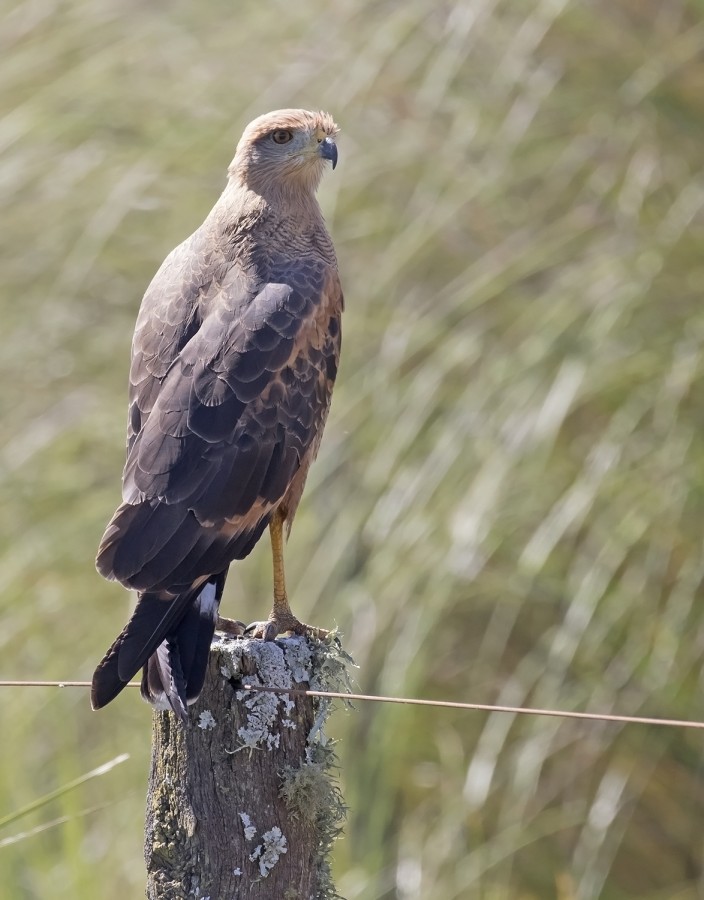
[144,634,350,900]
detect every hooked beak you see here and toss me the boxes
[319,136,338,170]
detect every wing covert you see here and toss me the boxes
[122,259,342,537]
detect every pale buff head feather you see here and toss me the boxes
[228,109,339,199]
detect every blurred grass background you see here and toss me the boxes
[2,0,704,896]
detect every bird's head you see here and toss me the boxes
[228,109,339,200]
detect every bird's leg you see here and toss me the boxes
[246,507,327,642]
[271,506,289,614]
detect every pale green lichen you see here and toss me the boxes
[249,825,288,876]
[280,744,347,900]
[279,633,352,900]
[197,710,216,730]
[215,637,298,751]
[238,812,257,842]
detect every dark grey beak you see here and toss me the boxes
[320,137,338,170]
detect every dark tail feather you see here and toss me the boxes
[91,573,226,720]
[141,572,226,719]
[91,589,194,711]
[183,575,227,702]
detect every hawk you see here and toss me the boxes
[91,109,342,721]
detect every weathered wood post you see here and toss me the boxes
[144,634,349,899]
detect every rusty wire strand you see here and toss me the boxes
[0,679,702,730]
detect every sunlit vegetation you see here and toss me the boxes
[2,1,704,897]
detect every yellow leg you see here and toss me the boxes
[245,507,327,641]
[270,507,290,613]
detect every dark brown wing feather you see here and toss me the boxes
[97,238,342,595]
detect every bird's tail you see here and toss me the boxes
[90,573,226,722]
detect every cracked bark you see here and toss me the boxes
[144,635,321,900]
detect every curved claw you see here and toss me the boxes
[244,620,281,641]
[215,616,246,637]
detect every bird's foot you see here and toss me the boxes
[215,616,246,637]
[245,609,328,643]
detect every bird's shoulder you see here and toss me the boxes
[130,223,239,371]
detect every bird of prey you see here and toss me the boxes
[91,109,342,721]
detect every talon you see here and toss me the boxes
[244,615,327,642]
[308,625,329,641]
[243,620,273,640]
[263,621,278,641]
[216,616,246,637]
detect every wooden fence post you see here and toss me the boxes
[144,633,349,899]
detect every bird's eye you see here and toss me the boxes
[271,129,293,145]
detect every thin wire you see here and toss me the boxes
[0,679,703,730]
[241,686,704,730]
[0,681,104,688]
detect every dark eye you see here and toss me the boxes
[271,129,293,145]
